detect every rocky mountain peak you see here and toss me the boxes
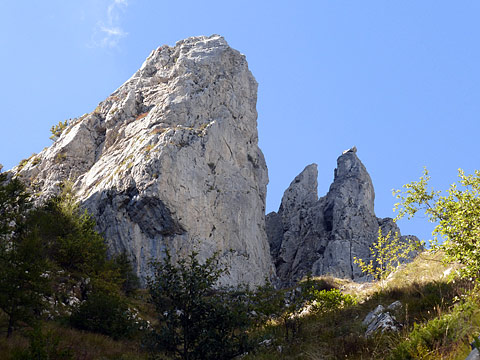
[267,148,417,286]
[15,34,273,287]
[279,163,318,216]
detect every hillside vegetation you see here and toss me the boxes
[1,168,480,359]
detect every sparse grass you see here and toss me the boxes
[136,111,150,121]
[31,156,41,166]
[150,127,166,135]
[143,144,154,153]
[0,250,477,359]
[0,322,148,360]
[17,153,40,171]
[54,152,67,163]
[245,251,477,360]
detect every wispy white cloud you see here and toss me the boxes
[90,0,129,48]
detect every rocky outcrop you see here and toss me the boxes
[267,147,418,285]
[15,35,273,286]
[362,302,403,337]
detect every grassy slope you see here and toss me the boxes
[246,251,480,360]
[1,251,480,359]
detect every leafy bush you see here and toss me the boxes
[354,229,421,286]
[145,250,254,360]
[390,298,479,359]
[113,251,140,296]
[49,120,68,141]
[0,174,51,337]
[25,183,119,288]
[394,168,480,280]
[277,279,357,341]
[69,292,141,340]
[309,288,357,314]
[12,326,73,360]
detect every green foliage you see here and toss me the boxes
[0,174,51,337]
[390,297,479,359]
[146,250,254,360]
[309,288,357,314]
[49,120,68,141]
[0,173,31,240]
[394,168,480,280]
[69,292,140,340]
[26,182,110,279]
[354,229,421,286]
[278,277,357,341]
[113,251,140,296]
[248,280,285,326]
[12,326,73,360]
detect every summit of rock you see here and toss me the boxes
[267,148,418,286]
[16,35,274,286]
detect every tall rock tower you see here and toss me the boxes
[16,35,274,286]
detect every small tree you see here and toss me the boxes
[49,120,68,141]
[0,173,51,337]
[394,168,480,280]
[354,229,420,287]
[146,250,253,360]
[113,251,140,296]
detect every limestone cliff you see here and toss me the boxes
[16,35,273,286]
[267,147,418,285]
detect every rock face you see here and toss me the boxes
[267,147,417,285]
[362,303,402,337]
[16,35,273,286]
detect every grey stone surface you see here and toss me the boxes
[267,147,418,285]
[467,338,480,360]
[15,35,274,287]
[362,304,385,326]
[364,310,401,337]
[362,303,403,337]
[387,300,403,312]
[466,348,480,360]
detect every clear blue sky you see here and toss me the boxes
[1,1,479,242]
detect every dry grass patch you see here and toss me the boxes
[136,112,150,121]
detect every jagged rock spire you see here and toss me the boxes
[267,148,417,286]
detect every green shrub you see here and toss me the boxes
[113,252,140,296]
[145,250,254,360]
[50,120,68,141]
[390,298,479,359]
[354,229,421,287]
[0,175,51,337]
[12,326,73,360]
[69,292,140,340]
[309,288,357,314]
[394,168,480,281]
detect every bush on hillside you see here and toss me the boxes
[69,291,142,340]
[145,250,254,360]
[394,168,480,280]
[0,173,51,337]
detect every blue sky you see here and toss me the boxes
[1,1,479,242]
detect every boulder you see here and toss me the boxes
[362,302,403,337]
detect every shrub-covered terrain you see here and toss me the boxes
[1,168,480,359]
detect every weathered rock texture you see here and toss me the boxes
[267,147,417,285]
[16,35,273,286]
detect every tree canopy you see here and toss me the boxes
[394,168,480,279]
